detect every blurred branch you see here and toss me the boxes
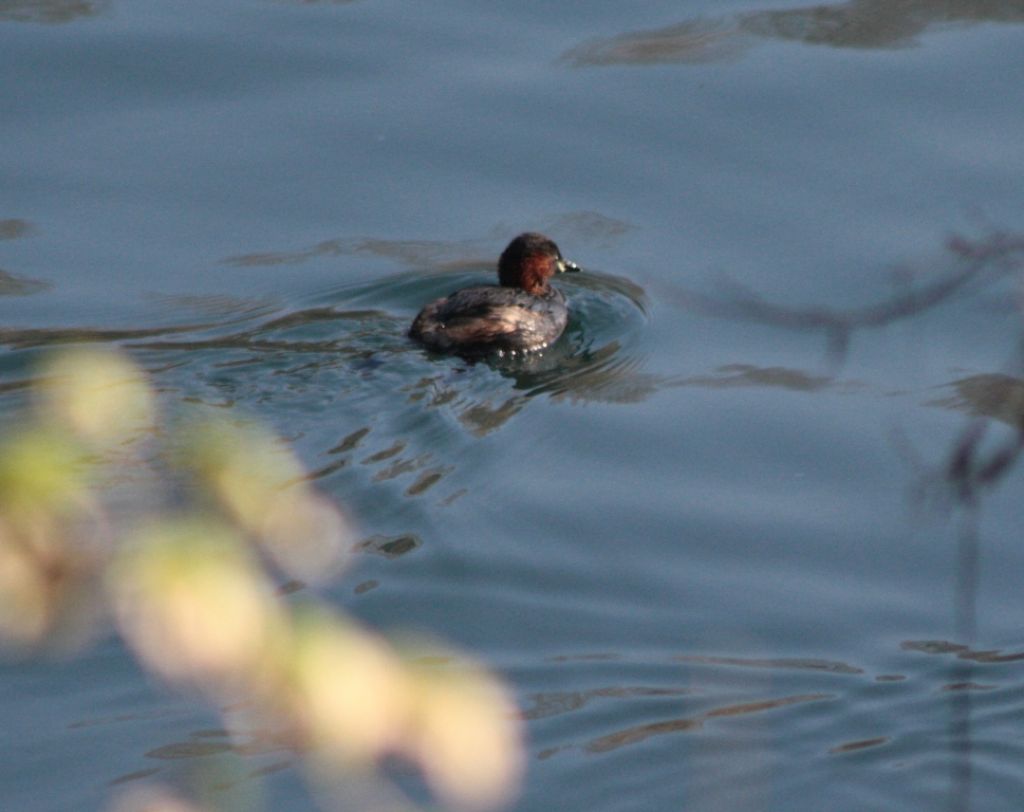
[0,348,521,812]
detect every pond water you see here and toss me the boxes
[3,1,1024,810]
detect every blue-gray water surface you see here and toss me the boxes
[3,1,1024,810]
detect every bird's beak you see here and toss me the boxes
[557,258,582,273]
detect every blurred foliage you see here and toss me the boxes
[0,347,521,811]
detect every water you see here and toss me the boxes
[3,1,1024,810]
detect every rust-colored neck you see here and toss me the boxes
[514,254,551,294]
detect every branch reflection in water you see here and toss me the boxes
[563,0,1024,67]
[0,1,109,25]
[665,229,1024,812]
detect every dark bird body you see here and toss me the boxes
[410,233,579,355]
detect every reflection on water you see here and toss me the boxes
[0,269,49,296]
[673,654,863,674]
[565,0,1024,65]
[829,736,889,754]
[902,639,1024,663]
[142,292,279,321]
[0,219,32,240]
[84,638,1012,790]
[407,344,672,437]
[105,724,295,794]
[522,635,1021,781]
[0,257,656,529]
[0,218,47,296]
[740,0,1024,48]
[565,18,744,66]
[108,767,162,786]
[356,533,421,559]
[210,223,660,451]
[668,232,1024,369]
[677,364,839,393]
[512,345,668,405]
[585,693,833,754]
[932,374,1024,427]
[522,686,689,721]
[0,0,108,24]
[223,235,489,271]
[0,321,226,349]
[943,681,996,691]
[640,230,1024,812]
[5,272,1022,809]
[221,212,635,269]
[145,741,233,760]
[2,0,1023,804]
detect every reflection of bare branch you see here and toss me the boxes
[901,634,1024,663]
[522,686,688,721]
[932,374,1024,428]
[743,0,1024,49]
[355,534,421,559]
[0,1,108,24]
[670,232,1024,367]
[671,228,1024,512]
[0,269,50,296]
[0,322,221,350]
[491,211,635,250]
[585,693,831,753]
[0,219,33,240]
[927,372,1024,499]
[221,212,634,268]
[942,416,1024,504]
[676,364,836,393]
[222,237,487,270]
[673,654,863,674]
[564,19,748,66]
[565,0,1024,66]
[141,292,276,320]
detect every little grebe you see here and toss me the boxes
[409,232,580,355]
